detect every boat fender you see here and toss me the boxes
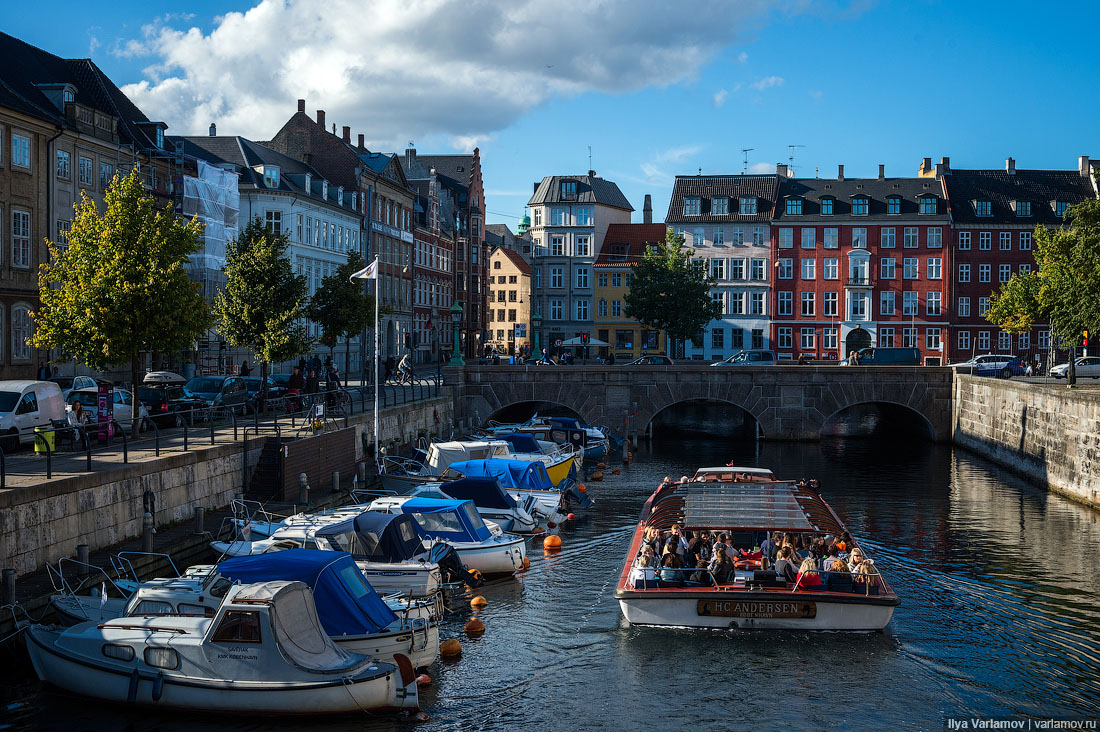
[415,711,431,722]
[597,462,607,469]
[440,638,462,658]
[416,674,432,686]
[127,668,140,704]
[394,653,417,687]
[566,513,576,522]
[612,468,621,475]
[433,408,440,424]
[543,534,562,550]
[151,672,164,702]
[522,556,530,569]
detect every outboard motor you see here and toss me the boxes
[430,543,483,588]
[561,481,594,509]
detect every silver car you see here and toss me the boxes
[1050,356,1100,379]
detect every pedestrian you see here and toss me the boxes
[384,355,396,382]
[397,353,413,383]
[298,356,307,373]
[847,350,860,366]
[239,359,251,377]
[607,352,616,365]
[305,368,320,394]
[37,362,50,380]
[540,348,549,364]
[797,353,809,365]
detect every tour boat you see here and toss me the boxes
[26,580,419,715]
[442,458,594,522]
[367,496,528,577]
[614,467,900,631]
[402,476,540,534]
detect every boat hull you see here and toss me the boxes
[336,624,439,670]
[447,536,528,576]
[357,561,441,598]
[543,455,576,487]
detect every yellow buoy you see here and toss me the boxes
[470,595,487,608]
[544,534,562,550]
[440,638,462,657]
[464,617,486,636]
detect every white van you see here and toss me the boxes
[0,380,67,451]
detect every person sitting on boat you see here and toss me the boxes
[711,532,734,559]
[819,542,840,571]
[669,524,690,558]
[774,546,801,584]
[689,558,713,586]
[847,546,865,568]
[631,547,659,586]
[642,527,661,557]
[686,531,708,564]
[659,543,685,585]
[853,560,881,594]
[794,557,824,591]
[708,546,735,584]
[823,558,855,593]
[759,531,782,562]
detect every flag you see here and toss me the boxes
[350,258,378,281]
[100,582,107,609]
[425,316,434,331]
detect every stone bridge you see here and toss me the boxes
[443,365,954,441]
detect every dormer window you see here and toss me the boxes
[851,196,869,216]
[321,180,328,199]
[886,196,901,215]
[337,186,344,205]
[63,89,74,103]
[1014,201,1031,217]
[263,165,280,188]
[712,197,729,215]
[155,128,164,149]
[785,198,802,215]
[683,197,701,216]
[919,195,937,215]
[1055,201,1070,217]
[561,180,576,199]
[739,197,757,215]
[974,200,992,217]
[304,173,311,194]
[820,197,834,215]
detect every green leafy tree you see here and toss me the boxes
[987,198,1100,372]
[624,229,722,352]
[214,219,311,407]
[31,170,210,436]
[304,249,385,379]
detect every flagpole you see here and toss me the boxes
[373,254,380,467]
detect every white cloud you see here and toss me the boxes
[749,75,785,90]
[119,0,788,145]
[656,145,703,163]
[736,51,749,63]
[809,89,823,101]
[712,89,728,108]
[748,161,774,174]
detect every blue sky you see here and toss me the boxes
[8,1,1098,227]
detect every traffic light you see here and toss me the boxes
[404,333,413,350]
[1085,330,1090,347]
[582,332,590,345]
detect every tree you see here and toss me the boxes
[624,229,722,352]
[213,218,311,408]
[987,198,1100,378]
[304,249,384,379]
[31,170,210,437]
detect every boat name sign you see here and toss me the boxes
[696,600,817,619]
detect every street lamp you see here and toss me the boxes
[449,301,464,366]
[531,307,542,356]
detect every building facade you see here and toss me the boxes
[527,172,632,354]
[407,171,455,365]
[771,165,952,364]
[487,247,532,356]
[666,174,779,360]
[593,223,667,360]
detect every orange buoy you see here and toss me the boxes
[577,484,587,494]
[566,512,576,522]
[544,534,562,550]
[591,471,603,481]
[416,674,432,686]
[597,462,607,469]
[522,556,530,569]
[470,595,487,608]
[612,468,621,475]
[627,452,633,460]
[440,638,462,657]
[464,617,485,636]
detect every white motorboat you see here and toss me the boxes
[26,580,419,715]
[380,439,578,492]
[614,467,900,631]
[402,476,540,534]
[442,458,593,522]
[482,418,611,461]
[368,496,528,577]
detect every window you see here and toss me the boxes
[800,292,815,316]
[880,291,895,316]
[778,291,793,315]
[926,328,941,350]
[1055,202,1070,218]
[927,258,941,279]
[927,292,941,316]
[1018,332,1030,350]
[551,208,566,226]
[887,197,901,215]
[509,290,517,302]
[1038,330,1050,349]
[978,297,990,316]
[693,227,705,246]
[750,293,764,315]
[12,211,31,268]
[1000,232,1012,250]
[576,267,589,288]
[611,273,622,287]
[99,162,114,189]
[928,227,942,248]
[611,300,622,317]
[263,166,279,188]
[958,330,971,351]
[776,258,792,279]
[143,647,180,670]
[800,327,815,349]
[958,297,970,317]
[575,235,590,256]
[998,331,1011,351]
[851,197,869,216]
[823,228,838,249]
[903,258,918,279]
[958,264,970,283]
[11,134,30,168]
[800,259,815,280]
[684,197,701,216]
[730,328,744,349]
[778,327,793,349]
[999,264,1011,283]
[820,198,834,215]
[78,156,93,185]
[1019,264,1031,275]
[975,201,992,217]
[919,196,937,215]
[902,327,918,348]
[1016,201,1031,217]
[1020,231,1032,250]
[213,610,262,643]
[550,236,564,256]
[534,267,541,289]
[712,198,729,215]
[977,331,991,350]
[752,329,765,351]
[903,291,919,316]
[823,328,838,350]
[597,273,608,287]
[740,197,757,215]
[850,292,868,320]
[549,299,563,320]
[979,232,991,250]
[56,150,70,179]
[753,226,766,245]
[711,328,724,349]
[750,259,765,280]
[56,219,71,248]
[785,199,802,215]
[824,258,838,280]
[979,264,991,283]
[576,208,592,227]
[561,180,576,198]
[824,291,838,316]
[852,228,867,248]
[714,228,725,246]
[264,210,281,236]
[879,327,895,348]
[550,266,563,288]
[958,232,971,250]
[711,259,725,280]
[576,300,589,321]
[533,208,542,226]
[880,258,896,279]
[778,228,793,248]
[902,227,918,248]
[102,644,135,661]
[711,290,724,312]
[880,227,895,248]
[729,291,744,315]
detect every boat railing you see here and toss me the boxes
[230,497,290,529]
[111,552,181,583]
[380,455,430,477]
[46,558,133,617]
[628,563,891,596]
[350,484,399,505]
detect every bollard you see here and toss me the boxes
[76,544,90,576]
[356,461,368,484]
[622,438,630,465]
[193,506,205,535]
[298,472,311,506]
[331,470,340,494]
[1,568,14,606]
[142,511,154,552]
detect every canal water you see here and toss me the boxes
[4,406,1100,731]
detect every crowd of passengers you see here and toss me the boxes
[632,524,883,593]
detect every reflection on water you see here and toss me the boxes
[4,409,1100,731]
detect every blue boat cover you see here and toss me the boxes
[499,432,541,454]
[441,477,518,510]
[398,497,492,543]
[548,417,581,430]
[449,459,557,493]
[218,549,398,636]
[315,512,425,563]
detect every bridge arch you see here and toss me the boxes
[820,400,936,441]
[647,398,763,439]
[482,400,583,427]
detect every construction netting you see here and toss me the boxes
[182,159,239,298]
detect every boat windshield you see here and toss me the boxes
[408,510,464,534]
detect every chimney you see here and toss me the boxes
[837,164,844,181]
[208,122,216,137]
[1079,155,1091,177]
[1006,157,1016,174]
[406,148,416,168]
[297,99,305,113]
[878,164,885,180]
[643,194,653,224]
[316,109,325,129]
[921,157,932,175]
[342,125,350,143]
[940,156,950,173]
[358,133,364,149]
[776,163,788,178]
[588,169,596,177]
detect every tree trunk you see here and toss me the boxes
[260,360,269,412]
[130,352,141,440]
[344,335,351,385]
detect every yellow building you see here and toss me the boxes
[593,223,667,360]
[487,247,532,357]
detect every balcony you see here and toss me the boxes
[846,276,873,287]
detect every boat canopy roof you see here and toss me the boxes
[217,549,398,636]
[645,480,844,535]
[693,466,775,480]
[315,511,425,562]
[398,497,491,543]
[498,432,541,454]
[547,416,581,429]
[447,458,555,492]
[440,476,518,510]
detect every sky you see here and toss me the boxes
[8,0,1098,228]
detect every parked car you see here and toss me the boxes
[622,355,675,366]
[711,350,775,366]
[975,357,1026,378]
[839,347,922,366]
[49,374,113,400]
[1050,356,1100,379]
[138,372,209,427]
[67,387,150,434]
[948,354,1019,375]
[0,380,67,451]
[243,376,285,412]
[184,375,248,413]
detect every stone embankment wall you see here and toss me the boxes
[953,375,1100,509]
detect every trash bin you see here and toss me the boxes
[34,425,55,453]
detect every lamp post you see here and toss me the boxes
[449,302,464,366]
[531,308,542,356]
